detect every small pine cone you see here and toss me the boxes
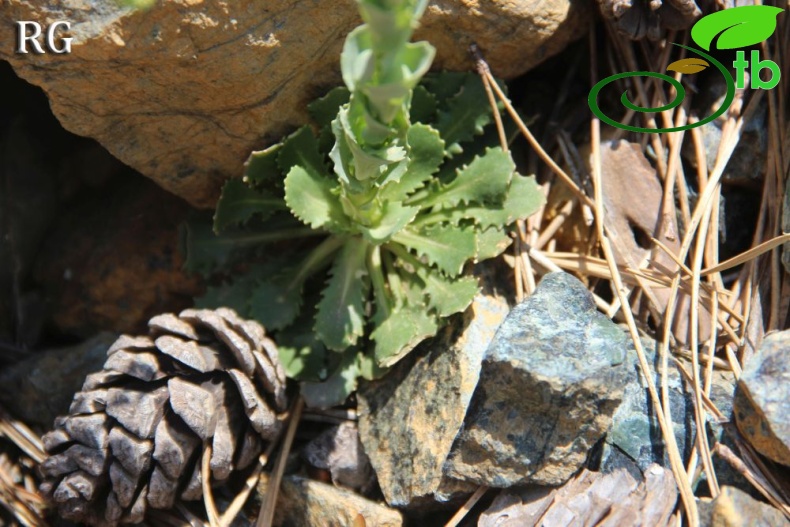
[39,308,289,526]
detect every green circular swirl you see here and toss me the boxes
[588,44,735,133]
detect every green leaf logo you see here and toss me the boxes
[691,5,784,51]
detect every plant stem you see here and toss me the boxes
[212,228,327,247]
[286,235,347,294]
[367,245,392,319]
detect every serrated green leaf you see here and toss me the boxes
[419,270,478,317]
[410,84,436,123]
[414,147,514,210]
[301,347,360,408]
[248,236,344,330]
[436,74,492,149]
[244,143,283,188]
[358,201,419,244]
[381,123,444,201]
[421,71,469,106]
[356,351,387,380]
[364,42,436,124]
[311,88,352,154]
[181,214,307,274]
[195,257,298,317]
[315,239,370,350]
[249,278,304,331]
[276,297,327,381]
[213,179,285,233]
[284,165,346,231]
[416,173,544,228]
[341,26,375,92]
[372,306,437,367]
[475,226,512,261]
[503,173,544,220]
[195,278,254,316]
[392,224,477,276]
[309,87,351,128]
[277,126,329,178]
[277,338,326,381]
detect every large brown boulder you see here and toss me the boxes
[0,0,588,208]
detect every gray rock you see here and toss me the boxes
[446,272,629,487]
[302,421,374,493]
[0,333,116,427]
[735,331,790,466]
[600,337,743,491]
[699,486,789,527]
[358,267,510,508]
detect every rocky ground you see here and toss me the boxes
[0,1,789,526]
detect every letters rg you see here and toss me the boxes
[16,21,73,54]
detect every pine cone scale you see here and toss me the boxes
[104,350,164,382]
[181,310,257,376]
[41,308,289,526]
[64,414,110,450]
[108,427,152,477]
[148,313,202,341]
[154,334,231,373]
[152,414,199,480]
[105,386,169,439]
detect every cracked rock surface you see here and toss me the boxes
[446,272,630,487]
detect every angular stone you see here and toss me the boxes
[735,331,790,466]
[700,486,789,527]
[258,474,404,527]
[0,333,115,427]
[0,0,589,208]
[302,422,374,493]
[446,272,629,487]
[601,338,737,477]
[358,272,510,508]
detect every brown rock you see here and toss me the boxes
[357,271,510,508]
[0,0,589,208]
[33,177,203,337]
[703,486,789,527]
[259,474,404,527]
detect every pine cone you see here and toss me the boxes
[39,308,289,526]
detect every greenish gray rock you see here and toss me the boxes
[445,272,629,487]
[357,267,510,508]
[699,486,789,527]
[601,338,737,478]
[735,331,790,466]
